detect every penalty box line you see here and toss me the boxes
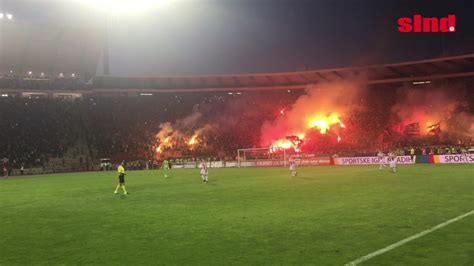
[346,209,474,266]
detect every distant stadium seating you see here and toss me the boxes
[0,90,470,175]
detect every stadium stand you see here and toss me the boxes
[0,22,472,174]
[0,84,471,174]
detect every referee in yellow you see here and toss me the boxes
[114,161,129,195]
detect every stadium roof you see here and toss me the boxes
[93,53,474,93]
[0,20,104,81]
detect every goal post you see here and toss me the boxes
[237,147,287,168]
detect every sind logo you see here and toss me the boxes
[398,14,456,32]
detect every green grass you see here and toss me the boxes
[1,165,473,265]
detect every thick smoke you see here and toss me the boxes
[154,95,274,154]
[155,81,472,156]
[259,81,366,146]
[174,108,203,129]
[156,110,211,149]
[391,86,474,138]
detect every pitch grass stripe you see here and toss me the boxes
[346,210,474,266]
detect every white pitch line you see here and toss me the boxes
[346,210,474,266]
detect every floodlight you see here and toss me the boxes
[0,13,4,19]
[6,13,12,20]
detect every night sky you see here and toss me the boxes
[1,0,473,76]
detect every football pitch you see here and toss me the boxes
[1,165,473,265]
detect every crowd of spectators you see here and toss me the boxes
[0,91,295,168]
[0,97,83,168]
[0,89,471,171]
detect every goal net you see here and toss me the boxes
[237,147,288,167]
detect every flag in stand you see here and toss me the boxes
[404,122,420,136]
[427,122,441,135]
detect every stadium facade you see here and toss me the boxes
[91,53,474,94]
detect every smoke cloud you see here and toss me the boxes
[153,81,473,157]
[391,86,474,138]
[259,81,366,146]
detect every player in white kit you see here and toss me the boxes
[461,148,469,163]
[200,159,208,183]
[388,152,397,173]
[377,151,387,170]
[289,158,297,177]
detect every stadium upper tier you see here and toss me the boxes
[0,20,104,81]
[92,53,474,93]
[1,52,474,95]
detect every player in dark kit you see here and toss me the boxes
[162,159,170,178]
[114,161,129,194]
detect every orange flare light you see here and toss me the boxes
[307,113,343,134]
[269,139,293,153]
[188,134,198,146]
[269,134,305,152]
[155,135,173,154]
